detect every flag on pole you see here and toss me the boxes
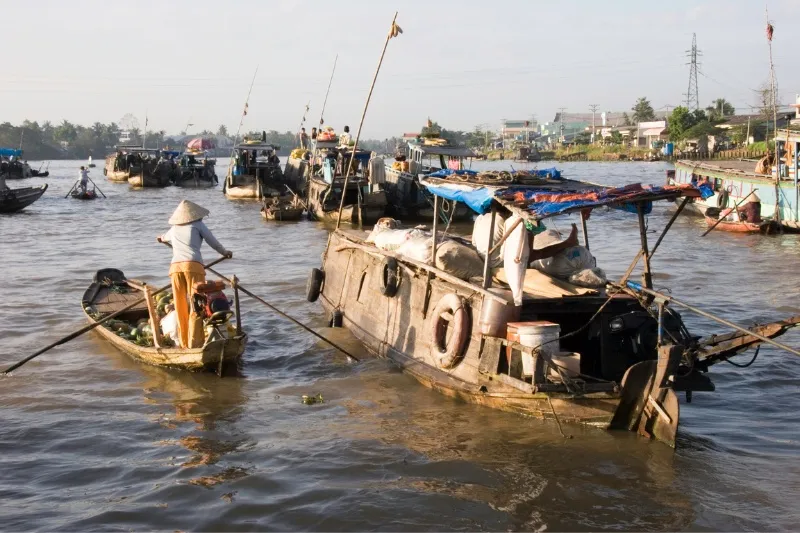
[389,20,403,38]
[243,102,249,116]
[766,23,774,41]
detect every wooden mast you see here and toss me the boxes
[335,12,401,230]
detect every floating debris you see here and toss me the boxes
[302,393,324,405]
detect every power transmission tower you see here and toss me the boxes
[589,104,599,143]
[684,33,701,111]
[558,107,567,142]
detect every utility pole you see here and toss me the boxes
[589,104,599,144]
[558,107,567,143]
[684,33,701,111]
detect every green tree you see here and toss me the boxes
[609,131,623,144]
[54,119,78,143]
[667,106,696,141]
[706,98,735,121]
[622,112,632,126]
[216,124,228,137]
[631,97,656,123]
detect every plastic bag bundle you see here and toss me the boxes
[435,240,484,280]
[396,235,433,263]
[568,267,607,288]
[533,245,595,280]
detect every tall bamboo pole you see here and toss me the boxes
[335,13,400,229]
[225,66,259,190]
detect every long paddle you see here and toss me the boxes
[2,255,229,375]
[87,176,107,198]
[64,180,79,198]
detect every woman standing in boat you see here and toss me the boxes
[157,200,232,348]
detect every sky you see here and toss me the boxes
[2,0,798,138]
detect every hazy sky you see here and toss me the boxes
[2,0,797,137]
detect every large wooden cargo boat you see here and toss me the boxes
[104,148,175,187]
[82,268,246,372]
[385,141,475,221]
[310,175,799,446]
[224,141,286,199]
[669,129,800,230]
[175,151,217,189]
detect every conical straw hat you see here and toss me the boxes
[168,200,209,225]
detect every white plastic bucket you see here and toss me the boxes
[548,352,581,379]
[511,321,560,377]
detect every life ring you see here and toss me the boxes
[717,188,729,208]
[380,257,399,297]
[430,293,470,369]
[306,268,325,302]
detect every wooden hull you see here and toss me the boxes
[106,170,130,182]
[261,206,304,221]
[129,173,170,188]
[318,230,627,430]
[307,177,386,225]
[0,184,48,213]
[384,166,472,221]
[82,273,246,372]
[284,157,308,190]
[176,178,216,189]
[311,203,385,225]
[71,190,97,200]
[225,183,260,199]
[704,216,775,234]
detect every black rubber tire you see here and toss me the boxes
[716,188,729,209]
[329,309,343,328]
[306,268,324,302]
[380,258,399,297]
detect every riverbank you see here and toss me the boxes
[485,145,770,163]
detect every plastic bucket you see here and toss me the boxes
[510,321,561,377]
[480,288,519,337]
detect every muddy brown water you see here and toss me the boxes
[1,160,799,531]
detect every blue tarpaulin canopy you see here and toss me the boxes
[0,148,23,157]
[419,178,702,221]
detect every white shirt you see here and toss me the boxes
[339,132,352,146]
[80,169,89,183]
[160,220,228,264]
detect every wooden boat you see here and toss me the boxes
[311,177,800,446]
[0,184,48,213]
[669,129,800,231]
[384,141,475,221]
[224,141,286,199]
[104,148,174,186]
[305,141,386,224]
[260,196,305,221]
[175,152,217,189]
[82,268,247,372]
[71,188,97,200]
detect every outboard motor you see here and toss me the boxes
[192,280,232,323]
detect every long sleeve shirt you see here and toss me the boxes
[160,220,228,264]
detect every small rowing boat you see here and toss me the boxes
[261,200,304,221]
[703,207,779,234]
[71,189,97,200]
[82,268,247,372]
[0,184,48,213]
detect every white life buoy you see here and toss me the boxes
[430,293,470,369]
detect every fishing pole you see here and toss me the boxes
[224,66,259,193]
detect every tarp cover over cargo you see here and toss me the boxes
[0,148,23,157]
[419,176,705,221]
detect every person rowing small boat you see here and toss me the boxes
[157,200,233,348]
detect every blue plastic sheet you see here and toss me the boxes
[421,181,495,214]
[0,148,23,157]
[427,169,478,178]
[698,183,714,199]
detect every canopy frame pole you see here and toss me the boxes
[482,205,497,289]
[430,194,439,265]
[636,202,653,289]
[336,12,399,230]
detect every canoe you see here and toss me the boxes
[82,268,247,372]
[0,184,48,213]
[704,216,777,234]
[71,189,97,200]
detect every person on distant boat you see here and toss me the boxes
[79,166,90,194]
[300,127,308,149]
[737,192,762,223]
[311,127,318,141]
[339,125,352,147]
[157,200,232,349]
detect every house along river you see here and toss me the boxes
[1,159,799,531]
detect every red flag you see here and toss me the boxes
[766,23,774,41]
[243,102,249,116]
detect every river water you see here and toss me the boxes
[2,159,799,531]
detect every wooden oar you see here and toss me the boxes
[284,185,309,210]
[87,176,107,198]
[64,180,79,198]
[701,189,757,237]
[1,255,229,375]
